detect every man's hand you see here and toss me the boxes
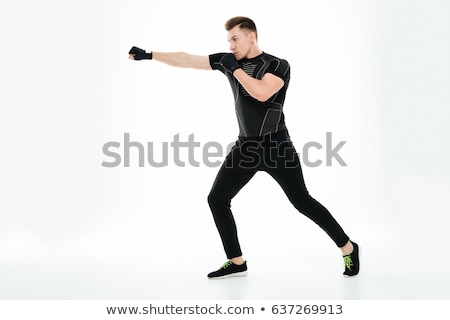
[128,46,153,60]
[220,53,240,74]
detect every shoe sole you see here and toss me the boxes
[208,270,248,280]
[343,244,361,277]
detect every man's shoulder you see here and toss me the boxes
[260,52,290,78]
[261,52,289,64]
[209,53,228,71]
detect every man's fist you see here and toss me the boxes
[129,46,153,60]
[220,53,240,74]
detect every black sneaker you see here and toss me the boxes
[343,241,360,277]
[207,261,248,279]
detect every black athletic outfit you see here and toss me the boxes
[208,52,349,259]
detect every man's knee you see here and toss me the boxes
[207,190,230,209]
[207,192,215,207]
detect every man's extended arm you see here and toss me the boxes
[152,52,211,70]
[129,46,211,70]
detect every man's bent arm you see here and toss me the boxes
[232,69,284,102]
[152,52,212,70]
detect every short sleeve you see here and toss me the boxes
[209,53,227,73]
[265,58,290,81]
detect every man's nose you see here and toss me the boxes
[229,43,235,51]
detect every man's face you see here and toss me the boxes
[227,26,254,60]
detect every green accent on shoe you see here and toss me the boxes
[343,254,353,271]
[221,261,233,269]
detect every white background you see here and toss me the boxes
[1,0,449,299]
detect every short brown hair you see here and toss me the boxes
[225,16,258,40]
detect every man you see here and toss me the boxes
[129,16,359,279]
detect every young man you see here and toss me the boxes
[129,16,359,279]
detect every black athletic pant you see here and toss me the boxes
[207,129,349,259]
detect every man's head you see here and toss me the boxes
[225,16,260,60]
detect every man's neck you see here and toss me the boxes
[245,47,263,59]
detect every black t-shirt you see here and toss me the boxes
[209,52,290,138]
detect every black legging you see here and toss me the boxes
[207,129,349,259]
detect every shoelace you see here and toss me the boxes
[343,255,353,271]
[221,261,233,269]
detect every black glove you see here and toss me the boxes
[129,46,153,60]
[220,53,240,73]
